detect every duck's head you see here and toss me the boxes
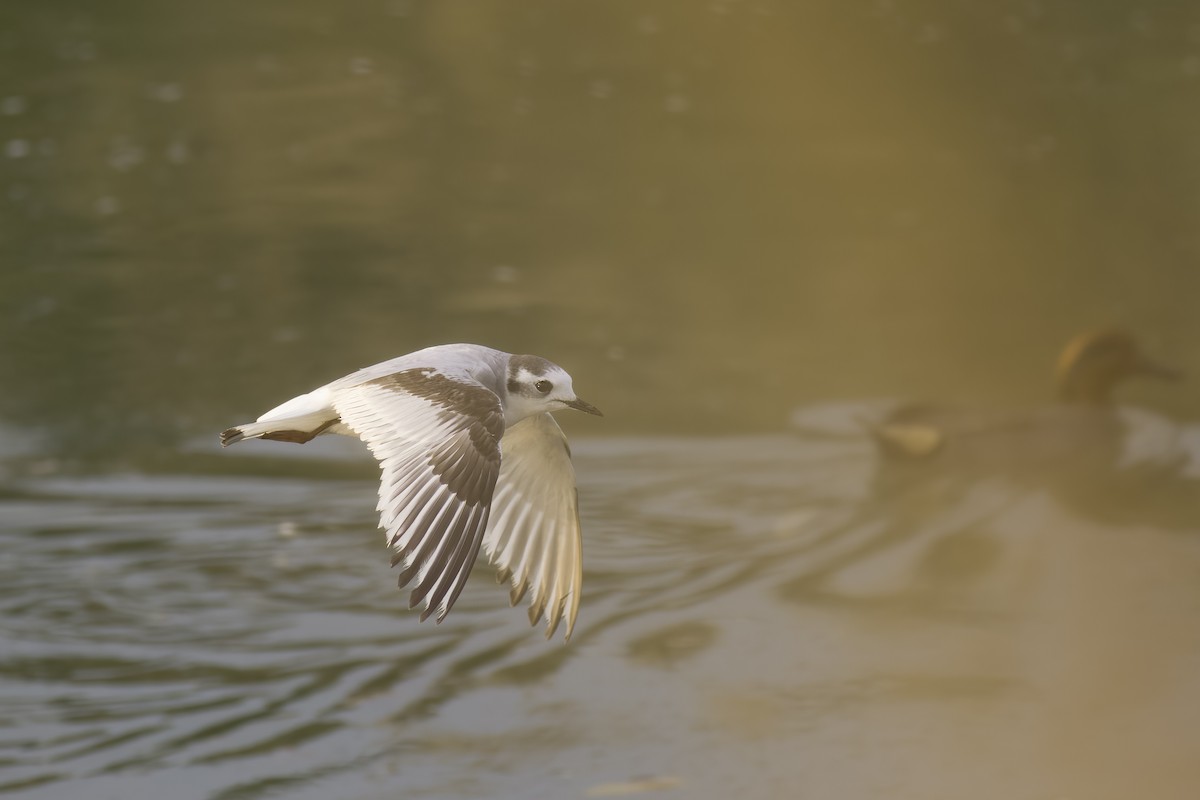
[1055,328,1180,406]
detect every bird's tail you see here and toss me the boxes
[221,422,271,447]
[220,426,246,447]
[220,416,339,447]
[221,387,340,448]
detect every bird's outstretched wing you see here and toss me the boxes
[484,412,584,640]
[333,369,505,623]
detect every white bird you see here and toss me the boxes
[220,344,602,640]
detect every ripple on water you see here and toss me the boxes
[3,427,1200,799]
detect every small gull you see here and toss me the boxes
[220,343,602,639]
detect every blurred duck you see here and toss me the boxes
[777,329,1190,612]
[1056,328,1181,405]
[870,329,1181,462]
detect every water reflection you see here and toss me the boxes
[4,423,1200,798]
[786,373,1200,612]
[4,0,1200,797]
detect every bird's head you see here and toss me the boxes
[505,355,603,425]
[1056,328,1180,406]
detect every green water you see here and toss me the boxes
[3,2,1200,798]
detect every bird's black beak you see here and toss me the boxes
[565,397,603,416]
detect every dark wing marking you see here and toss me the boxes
[333,369,505,622]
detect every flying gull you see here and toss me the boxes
[220,343,602,640]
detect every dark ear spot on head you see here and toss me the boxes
[507,379,520,393]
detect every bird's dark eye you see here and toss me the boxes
[534,380,552,394]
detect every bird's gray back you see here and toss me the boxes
[328,344,512,397]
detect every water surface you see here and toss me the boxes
[5,419,1200,799]
[3,1,1200,798]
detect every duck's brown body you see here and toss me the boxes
[870,329,1179,463]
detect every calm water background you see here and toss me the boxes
[3,2,1200,798]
